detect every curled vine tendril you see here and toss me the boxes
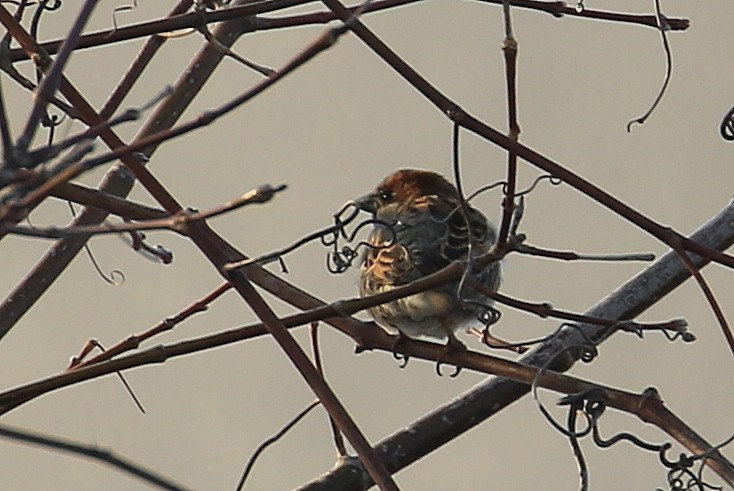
[547,386,727,491]
[84,246,126,286]
[224,201,394,275]
[66,202,126,285]
[719,105,734,141]
[515,174,563,197]
[30,0,63,43]
[325,202,396,274]
[323,202,396,274]
[464,180,506,202]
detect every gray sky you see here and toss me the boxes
[0,1,732,489]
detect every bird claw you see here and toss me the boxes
[393,351,410,368]
[435,360,461,378]
[435,335,466,378]
[391,333,410,369]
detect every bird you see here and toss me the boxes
[355,168,502,356]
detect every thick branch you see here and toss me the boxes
[296,199,734,489]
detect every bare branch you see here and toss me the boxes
[2,0,98,160]
[310,323,348,458]
[2,184,287,238]
[319,0,734,270]
[516,243,655,262]
[0,77,12,163]
[294,198,734,491]
[495,0,520,250]
[222,267,400,490]
[0,299,728,483]
[626,0,674,132]
[0,424,192,490]
[0,0,243,340]
[235,401,322,491]
[49,182,168,221]
[5,0,691,63]
[70,282,232,369]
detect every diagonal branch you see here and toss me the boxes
[2,184,286,238]
[1,199,732,484]
[0,424,192,491]
[225,269,401,491]
[294,199,734,489]
[0,0,235,339]
[6,0,690,62]
[318,0,734,274]
[48,182,168,221]
[1,1,98,161]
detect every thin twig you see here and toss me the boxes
[10,0,98,159]
[310,322,348,458]
[49,182,169,221]
[70,282,232,369]
[668,238,734,356]
[0,424,191,491]
[0,0,250,342]
[8,0,313,61]
[2,184,287,238]
[495,0,519,249]
[197,20,274,76]
[63,200,127,285]
[516,243,655,262]
[235,401,321,491]
[0,77,13,164]
[22,86,172,169]
[6,0,691,62]
[81,340,147,414]
[466,276,689,339]
[626,0,673,132]
[100,0,194,120]
[317,0,734,271]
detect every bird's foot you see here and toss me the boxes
[391,333,410,369]
[435,334,466,378]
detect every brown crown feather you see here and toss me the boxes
[376,169,460,203]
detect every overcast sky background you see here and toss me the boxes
[0,1,733,490]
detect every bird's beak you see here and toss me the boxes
[352,192,376,214]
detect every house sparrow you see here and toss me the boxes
[355,169,501,352]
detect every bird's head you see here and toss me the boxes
[354,169,459,216]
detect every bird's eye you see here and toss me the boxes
[378,190,393,201]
